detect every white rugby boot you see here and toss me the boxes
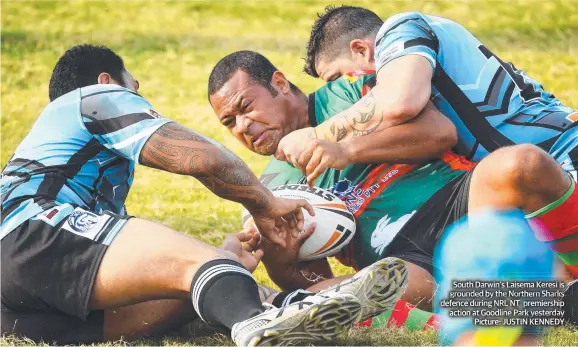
[316,257,409,322]
[231,292,361,346]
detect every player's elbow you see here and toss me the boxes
[386,96,428,126]
[376,82,430,126]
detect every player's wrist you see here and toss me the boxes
[339,140,356,165]
[309,127,319,140]
[245,189,276,215]
[314,122,335,142]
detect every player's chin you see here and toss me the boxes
[253,139,279,156]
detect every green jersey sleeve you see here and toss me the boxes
[259,157,305,188]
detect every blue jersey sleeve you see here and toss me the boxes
[374,12,438,73]
[80,86,173,162]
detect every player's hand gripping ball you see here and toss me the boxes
[242,184,356,261]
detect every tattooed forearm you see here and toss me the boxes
[351,115,384,137]
[258,285,279,303]
[352,91,377,125]
[317,90,384,142]
[328,119,348,141]
[140,123,272,211]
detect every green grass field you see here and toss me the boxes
[2,0,578,345]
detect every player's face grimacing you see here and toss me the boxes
[210,70,300,156]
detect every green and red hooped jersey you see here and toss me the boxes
[259,71,475,270]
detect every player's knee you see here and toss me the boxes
[480,144,552,189]
[180,249,241,293]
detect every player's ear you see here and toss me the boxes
[350,39,373,65]
[271,71,291,95]
[97,72,114,85]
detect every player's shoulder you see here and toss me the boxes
[80,84,152,121]
[380,11,428,30]
[377,12,432,40]
[79,84,144,102]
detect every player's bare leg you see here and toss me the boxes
[103,299,195,341]
[468,144,578,278]
[468,144,571,214]
[90,219,228,308]
[436,144,574,346]
[90,218,362,346]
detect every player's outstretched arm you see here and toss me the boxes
[140,122,272,210]
[139,122,313,246]
[314,56,433,142]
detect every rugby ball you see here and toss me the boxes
[241,184,356,261]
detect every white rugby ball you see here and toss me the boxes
[241,184,356,261]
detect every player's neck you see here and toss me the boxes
[288,89,310,129]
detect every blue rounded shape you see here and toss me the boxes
[434,209,555,345]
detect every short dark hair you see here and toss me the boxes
[208,50,296,101]
[49,44,126,101]
[304,5,383,77]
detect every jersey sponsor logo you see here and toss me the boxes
[330,179,355,199]
[341,170,399,214]
[567,112,578,123]
[270,184,336,202]
[371,211,416,254]
[46,208,59,220]
[377,41,404,66]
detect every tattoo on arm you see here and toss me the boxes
[351,115,384,136]
[329,120,348,142]
[140,123,271,211]
[258,285,279,303]
[325,91,384,141]
[353,91,377,125]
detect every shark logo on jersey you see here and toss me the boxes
[371,211,416,254]
[68,210,100,233]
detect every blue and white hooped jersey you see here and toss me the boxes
[374,12,577,162]
[1,84,172,238]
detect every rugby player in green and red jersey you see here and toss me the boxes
[208,51,575,330]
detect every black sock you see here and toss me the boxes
[190,259,263,329]
[271,289,314,308]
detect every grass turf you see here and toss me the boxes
[2,0,578,345]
